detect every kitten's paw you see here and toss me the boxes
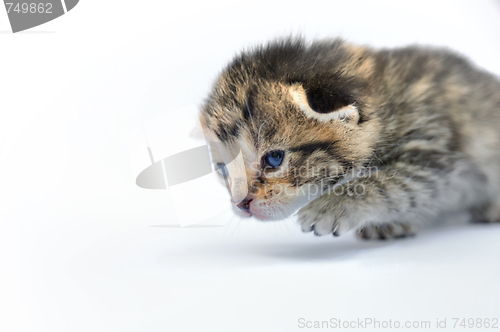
[356,222,414,240]
[297,201,360,237]
[298,210,336,236]
[469,204,500,223]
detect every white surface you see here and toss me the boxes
[1,1,500,331]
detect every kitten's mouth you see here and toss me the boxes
[236,198,277,220]
[236,198,253,212]
[233,198,253,218]
[233,207,252,218]
[233,200,271,220]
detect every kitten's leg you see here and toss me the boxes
[356,221,415,240]
[298,156,486,237]
[469,201,500,223]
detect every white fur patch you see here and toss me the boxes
[290,85,358,123]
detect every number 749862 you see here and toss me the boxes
[5,3,53,14]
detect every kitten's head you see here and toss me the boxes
[200,38,380,220]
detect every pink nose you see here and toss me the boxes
[236,198,253,212]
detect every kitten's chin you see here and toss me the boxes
[249,207,293,221]
[251,213,284,221]
[232,203,285,221]
[231,205,252,218]
[232,198,307,221]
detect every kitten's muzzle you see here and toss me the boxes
[236,198,253,213]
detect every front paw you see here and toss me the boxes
[356,222,415,240]
[297,198,362,236]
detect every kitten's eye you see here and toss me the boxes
[264,150,284,168]
[216,163,228,177]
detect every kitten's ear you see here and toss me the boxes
[289,85,359,124]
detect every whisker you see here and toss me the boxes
[222,214,237,237]
[274,201,297,235]
[230,215,245,238]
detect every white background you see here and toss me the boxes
[1,1,500,331]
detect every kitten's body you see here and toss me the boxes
[200,38,500,239]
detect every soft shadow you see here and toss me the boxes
[249,211,474,261]
[251,237,394,261]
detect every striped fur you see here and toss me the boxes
[200,37,500,238]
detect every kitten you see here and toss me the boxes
[199,38,500,239]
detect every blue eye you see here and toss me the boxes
[264,150,284,168]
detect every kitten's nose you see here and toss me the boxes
[236,198,253,212]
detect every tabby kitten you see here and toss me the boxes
[199,38,500,239]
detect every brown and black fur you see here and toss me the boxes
[200,37,500,239]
